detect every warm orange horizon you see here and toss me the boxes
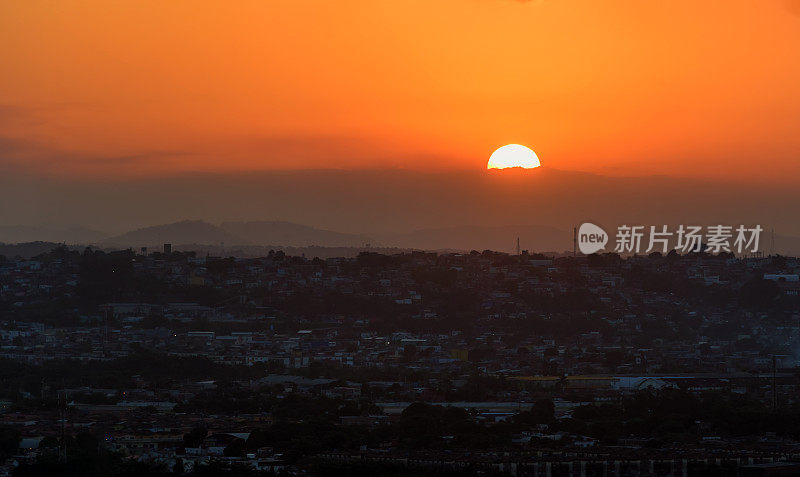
[1,0,800,182]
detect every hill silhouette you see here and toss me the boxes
[220,221,369,247]
[101,220,247,247]
[0,225,106,244]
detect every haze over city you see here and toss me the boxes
[2,169,800,254]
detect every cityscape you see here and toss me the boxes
[3,0,800,475]
[1,244,799,475]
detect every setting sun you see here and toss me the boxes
[487,144,540,170]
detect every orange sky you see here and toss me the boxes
[1,0,799,181]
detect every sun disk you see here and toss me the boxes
[487,144,540,169]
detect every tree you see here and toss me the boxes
[183,426,207,448]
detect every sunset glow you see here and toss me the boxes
[1,1,800,181]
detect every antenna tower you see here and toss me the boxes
[573,227,577,257]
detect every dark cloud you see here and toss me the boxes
[0,132,192,176]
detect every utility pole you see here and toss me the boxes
[573,227,577,257]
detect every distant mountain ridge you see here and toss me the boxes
[2,217,800,255]
[101,220,567,252]
[0,242,76,259]
[220,221,369,247]
[100,220,371,249]
[101,220,247,247]
[0,225,106,244]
